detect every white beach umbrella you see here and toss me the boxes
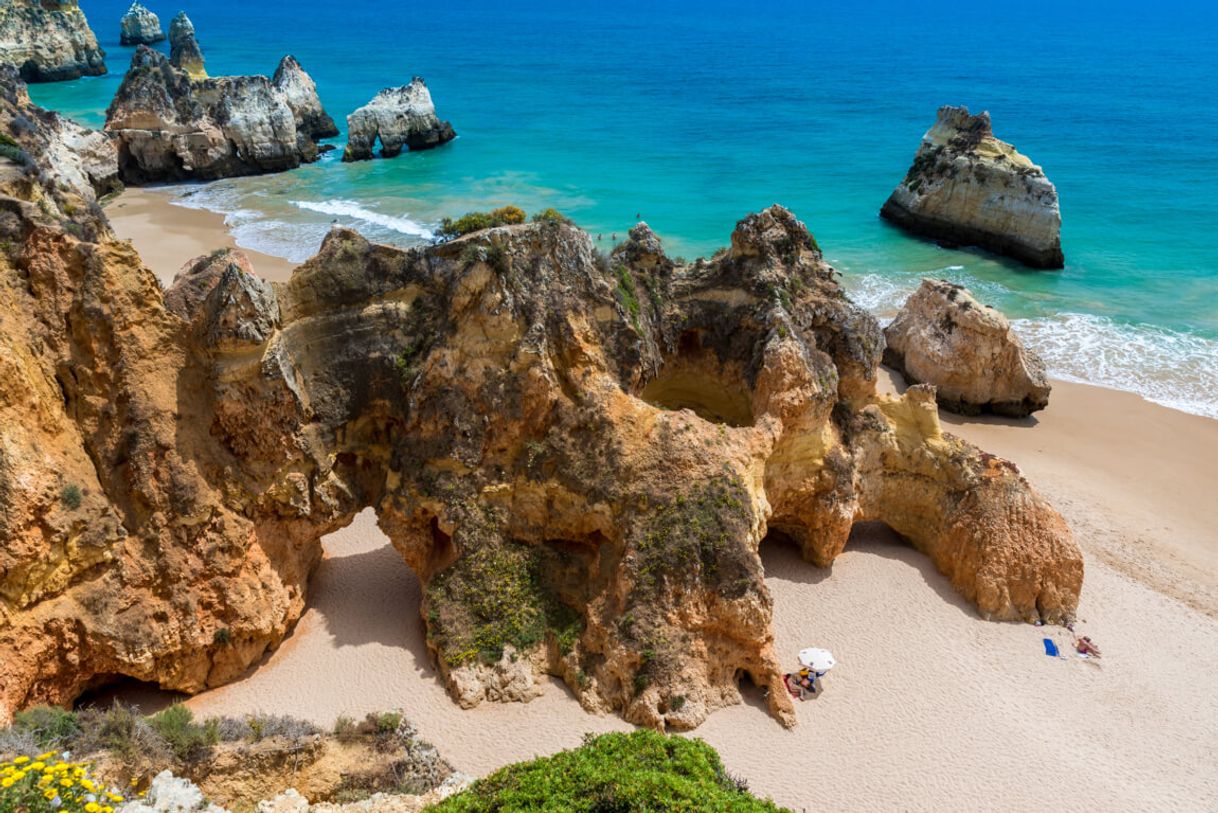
[798,647,836,672]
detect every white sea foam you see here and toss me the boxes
[292,199,434,239]
[847,272,1218,421]
[1012,313,1218,421]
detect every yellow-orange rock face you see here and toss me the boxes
[0,72,1083,731]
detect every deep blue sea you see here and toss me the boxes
[30,0,1218,417]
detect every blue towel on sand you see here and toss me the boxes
[1043,638,1059,657]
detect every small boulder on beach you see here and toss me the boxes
[883,278,1052,417]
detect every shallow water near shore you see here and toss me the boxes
[30,0,1218,417]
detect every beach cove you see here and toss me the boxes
[100,195,1218,813]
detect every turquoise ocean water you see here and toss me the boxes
[30,0,1218,418]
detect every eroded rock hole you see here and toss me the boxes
[639,331,754,427]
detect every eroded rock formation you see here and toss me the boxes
[0,65,117,219]
[0,0,106,82]
[884,279,1051,417]
[120,2,164,46]
[168,11,204,78]
[274,56,339,142]
[881,105,1064,269]
[0,89,1081,731]
[343,77,455,161]
[105,47,335,183]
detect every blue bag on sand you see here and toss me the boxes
[1043,638,1059,657]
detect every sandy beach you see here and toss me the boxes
[104,202,1218,812]
[105,187,299,286]
[173,391,1218,813]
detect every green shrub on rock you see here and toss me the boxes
[429,730,788,812]
[437,206,526,239]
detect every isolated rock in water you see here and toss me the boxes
[0,130,1083,738]
[343,77,455,161]
[0,0,106,82]
[105,46,336,182]
[0,65,118,215]
[881,105,1064,269]
[120,1,164,45]
[168,10,205,78]
[883,279,1051,417]
[274,55,339,141]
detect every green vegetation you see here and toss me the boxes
[212,627,231,646]
[426,534,583,667]
[149,705,217,763]
[9,707,79,750]
[59,484,82,511]
[430,730,787,812]
[615,265,641,329]
[437,206,526,239]
[531,207,574,227]
[0,133,26,165]
[632,476,755,600]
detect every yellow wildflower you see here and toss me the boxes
[81,778,95,791]
[13,756,29,764]
[44,788,58,800]
[31,761,46,770]
[85,802,101,813]
[37,750,56,760]
[60,777,74,787]
[1,777,15,788]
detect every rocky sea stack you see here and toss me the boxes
[168,9,204,78]
[0,0,106,82]
[883,279,1052,417]
[343,77,455,161]
[119,1,164,46]
[104,46,336,183]
[881,105,1064,269]
[1,76,1085,737]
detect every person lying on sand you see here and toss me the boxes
[785,668,819,701]
[1075,636,1102,658]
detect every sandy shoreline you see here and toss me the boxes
[103,192,1218,812]
[105,187,299,285]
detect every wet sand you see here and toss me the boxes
[105,187,299,286]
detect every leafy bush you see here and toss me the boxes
[10,708,79,750]
[59,484,82,511]
[531,208,573,227]
[437,206,526,239]
[148,705,215,763]
[244,714,319,742]
[333,716,359,743]
[430,731,787,812]
[0,751,127,813]
[73,704,169,765]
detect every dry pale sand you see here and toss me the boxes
[172,381,1218,812]
[102,197,1218,810]
[105,187,299,286]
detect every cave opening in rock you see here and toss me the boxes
[639,330,754,427]
[72,676,182,715]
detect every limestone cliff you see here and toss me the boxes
[0,189,1082,739]
[105,47,335,183]
[881,106,1064,269]
[120,2,164,46]
[0,89,1082,729]
[0,66,117,223]
[343,77,455,161]
[0,0,106,82]
[884,279,1051,417]
[274,56,339,142]
[168,11,204,78]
